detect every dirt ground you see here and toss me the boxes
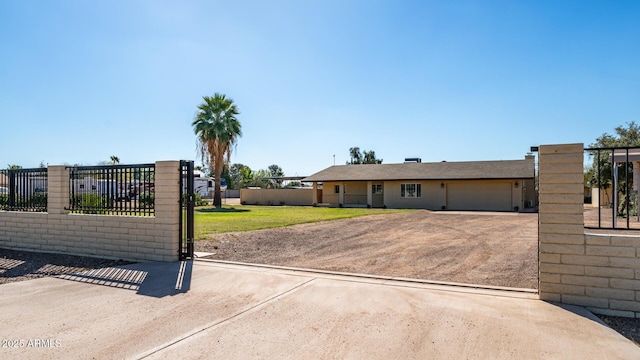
[197,210,539,289]
[584,205,640,232]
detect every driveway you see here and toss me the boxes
[198,211,539,289]
[0,260,637,359]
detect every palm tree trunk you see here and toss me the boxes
[213,145,224,208]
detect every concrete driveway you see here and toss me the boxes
[0,260,638,359]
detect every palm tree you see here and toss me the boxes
[192,93,242,208]
[109,155,120,165]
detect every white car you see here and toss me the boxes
[0,186,8,195]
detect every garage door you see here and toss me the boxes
[447,182,512,211]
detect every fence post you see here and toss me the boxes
[154,161,181,261]
[47,166,70,215]
[538,143,585,301]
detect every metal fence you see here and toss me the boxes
[585,147,640,230]
[68,164,155,216]
[0,168,48,212]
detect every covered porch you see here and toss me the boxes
[312,181,384,208]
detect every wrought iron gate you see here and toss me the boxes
[179,160,195,260]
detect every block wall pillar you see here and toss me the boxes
[538,144,585,301]
[154,161,181,261]
[47,166,70,214]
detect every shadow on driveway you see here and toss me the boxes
[57,261,193,298]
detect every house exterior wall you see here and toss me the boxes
[382,179,521,211]
[383,180,444,209]
[321,181,341,204]
[0,161,180,262]
[320,179,525,211]
[344,181,368,205]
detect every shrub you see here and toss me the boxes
[180,193,207,206]
[70,194,114,214]
[140,194,155,208]
[31,193,47,209]
[194,193,208,207]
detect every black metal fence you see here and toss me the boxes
[585,147,640,230]
[179,160,195,260]
[68,164,155,216]
[0,168,48,212]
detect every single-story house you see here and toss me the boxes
[303,155,536,212]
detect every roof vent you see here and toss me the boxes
[404,158,421,163]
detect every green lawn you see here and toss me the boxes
[194,205,410,239]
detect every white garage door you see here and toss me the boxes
[447,182,512,211]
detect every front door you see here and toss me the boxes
[372,183,384,208]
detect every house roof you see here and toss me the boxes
[303,158,534,182]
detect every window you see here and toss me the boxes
[372,184,383,194]
[334,185,340,193]
[401,183,421,198]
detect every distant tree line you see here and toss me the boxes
[347,147,382,165]
[197,163,288,190]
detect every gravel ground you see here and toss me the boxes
[0,248,131,285]
[197,211,539,289]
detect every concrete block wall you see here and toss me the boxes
[539,144,640,318]
[240,188,314,206]
[0,161,181,262]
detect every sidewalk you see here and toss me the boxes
[1,260,638,359]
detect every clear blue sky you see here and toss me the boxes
[1,0,639,176]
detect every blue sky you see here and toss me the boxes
[1,0,639,176]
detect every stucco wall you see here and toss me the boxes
[344,182,367,205]
[241,188,314,206]
[319,179,524,211]
[321,181,341,204]
[0,161,180,262]
[538,144,640,318]
[383,181,443,209]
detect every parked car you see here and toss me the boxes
[0,186,8,195]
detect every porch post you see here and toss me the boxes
[312,182,318,205]
[367,181,372,207]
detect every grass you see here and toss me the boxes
[194,205,410,239]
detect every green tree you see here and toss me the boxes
[348,147,362,164]
[7,164,22,169]
[240,166,254,188]
[588,122,640,214]
[347,147,383,164]
[109,155,120,165]
[363,150,382,164]
[592,122,640,148]
[228,163,250,189]
[267,164,284,188]
[192,93,242,208]
[250,169,270,188]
